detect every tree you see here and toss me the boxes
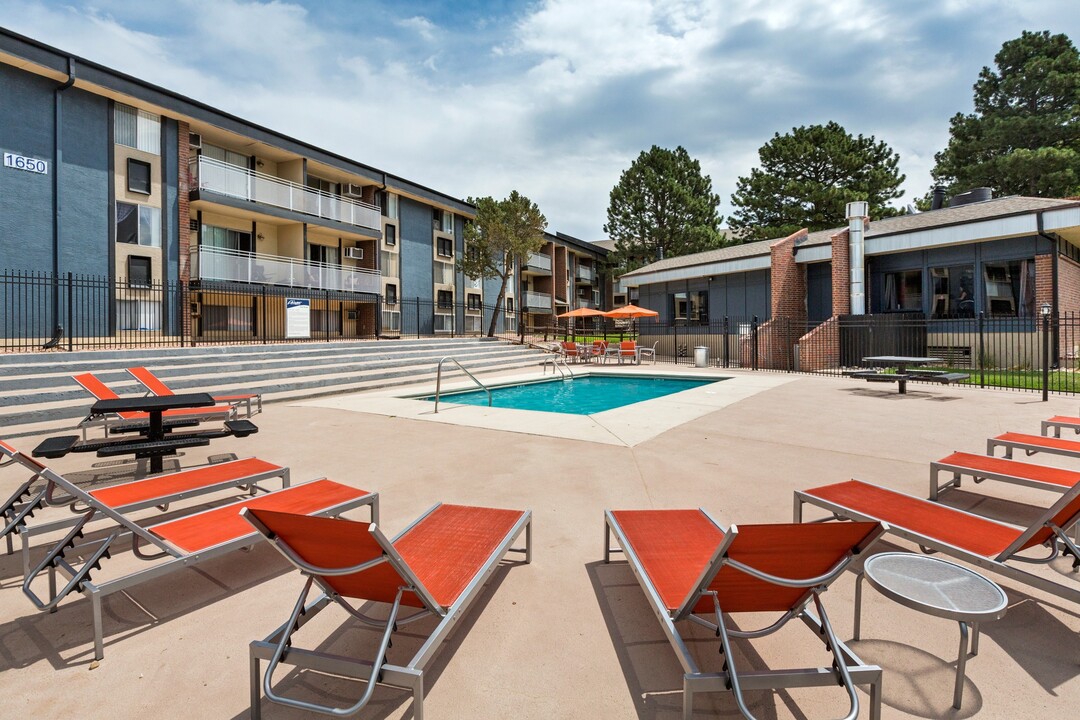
[932,31,1080,198]
[728,122,905,242]
[460,191,547,337]
[603,145,724,274]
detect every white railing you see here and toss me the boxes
[192,156,381,231]
[190,245,380,294]
[380,250,399,277]
[576,265,595,282]
[524,290,552,310]
[526,253,552,272]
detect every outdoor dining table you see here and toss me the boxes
[34,392,257,475]
[861,355,944,395]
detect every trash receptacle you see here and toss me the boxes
[693,346,709,368]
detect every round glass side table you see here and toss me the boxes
[854,552,1008,709]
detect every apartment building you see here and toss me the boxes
[1,28,563,343]
[520,232,608,329]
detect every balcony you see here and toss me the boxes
[575,265,595,283]
[524,290,552,311]
[192,156,381,231]
[190,245,380,295]
[525,253,552,273]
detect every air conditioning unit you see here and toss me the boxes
[345,247,364,260]
[189,132,202,149]
[189,301,201,317]
[343,183,364,198]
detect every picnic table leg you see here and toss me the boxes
[898,363,907,394]
[148,411,165,475]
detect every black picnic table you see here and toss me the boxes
[857,356,945,395]
[34,393,258,474]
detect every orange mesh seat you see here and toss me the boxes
[72,372,235,430]
[127,367,261,417]
[244,501,531,718]
[89,457,285,509]
[604,508,886,720]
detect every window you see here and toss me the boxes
[385,284,398,304]
[505,297,515,313]
[984,260,1035,317]
[127,256,152,287]
[437,290,453,309]
[306,175,337,194]
[202,143,248,169]
[467,293,482,310]
[116,202,161,247]
[203,304,252,333]
[127,158,151,194]
[433,208,453,234]
[384,224,397,246]
[116,300,161,330]
[882,269,923,312]
[672,291,708,324]
[930,265,975,318]
[382,192,399,219]
[437,237,453,258]
[201,225,253,253]
[307,243,340,265]
[114,104,160,154]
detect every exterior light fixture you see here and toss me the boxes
[1041,302,1052,317]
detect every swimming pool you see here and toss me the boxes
[424,375,723,415]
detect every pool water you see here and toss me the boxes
[425,375,722,415]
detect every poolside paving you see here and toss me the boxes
[2,367,1079,718]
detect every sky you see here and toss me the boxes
[1,1,1078,241]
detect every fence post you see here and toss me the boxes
[416,297,421,339]
[751,315,759,371]
[261,286,268,344]
[673,322,678,365]
[1043,311,1050,401]
[977,312,985,388]
[722,316,729,368]
[65,272,73,351]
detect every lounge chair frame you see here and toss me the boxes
[246,504,532,719]
[1042,415,1080,438]
[794,483,1080,605]
[930,451,1080,499]
[4,445,376,660]
[604,509,886,720]
[127,366,263,418]
[988,432,1080,463]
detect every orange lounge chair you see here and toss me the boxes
[795,479,1080,605]
[73,371,236,438]
[4,442,375,660]
[127,366,262,417]
[244,502,532,719]
[604,509,887,720]
[989,431,1080,462]
[1042,415,1080,438]
[931,450,1080,499]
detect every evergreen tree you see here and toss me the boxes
[728,122,904,242]
[604,145,724,274]
[932,30,1080,198]
[460,191,547,337]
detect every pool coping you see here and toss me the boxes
[294,365,797,446]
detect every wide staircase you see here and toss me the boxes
[0,338,549,438]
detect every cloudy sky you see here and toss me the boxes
[2,1,1078,240]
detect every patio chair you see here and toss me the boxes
[795,478,1080,606]
[557,341,583,363]
[604,340,638,364]
[930,450,1080,500]
[591,340,609,361]
[604,509,887,720]
[988,432,1080,462]
[637,340,659,364]
[1042,415,1080,438]
[127,366,262,417]
[244,502,532,719]
[6,443,376,660]
[73,372,236,438]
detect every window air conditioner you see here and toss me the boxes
[189,133,202,149]
[345,247,364,260]
[343,183,364,198]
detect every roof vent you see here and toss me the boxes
[930,185,946,210]
[948,187,993,208]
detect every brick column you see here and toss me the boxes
[830,229,851,316]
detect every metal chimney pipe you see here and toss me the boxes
[847,201,869,315]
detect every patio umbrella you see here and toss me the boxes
[557,307,607,318]
[603,304,659,319]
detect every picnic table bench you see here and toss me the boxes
[854,356,968,394]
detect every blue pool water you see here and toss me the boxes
[424,375,722,415]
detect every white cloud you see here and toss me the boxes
[398,15,436,42]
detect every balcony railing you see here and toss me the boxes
[192,156,381,231]
[575,265,595,282]
[526,253,552,273]
[190,245,380,295]
[524,290,552,310]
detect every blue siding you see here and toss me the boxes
[59,87,110,277]
[398,196,433,303]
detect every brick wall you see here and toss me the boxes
[831,229,851,316]
[770,229,807,321]
[553,245,567,301]
[797,316,840,371]
[1057,254,1080,316]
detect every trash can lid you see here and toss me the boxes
[694,346,707,349]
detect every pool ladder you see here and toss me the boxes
[433,357,492,414]
[541,355,575,380]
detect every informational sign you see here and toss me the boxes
[286,297,311,339]
[3,153,49,175]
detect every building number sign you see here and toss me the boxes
[4,153,49,175]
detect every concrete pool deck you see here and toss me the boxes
[2,367,1080,718]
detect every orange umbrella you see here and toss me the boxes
[558,307,607,318]
[603,304,659,319]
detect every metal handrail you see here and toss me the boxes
[434,357,492,413]
[542,354,575,379]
